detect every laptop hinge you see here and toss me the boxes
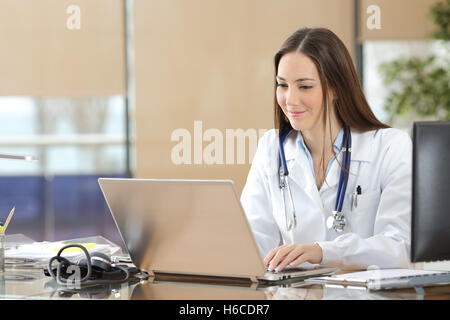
[249,276,258,289]
[147,270,155,282]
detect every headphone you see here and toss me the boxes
[45,244,137,287]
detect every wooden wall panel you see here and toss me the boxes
[0,0,125,96]
[359,0,441,41]
[134,0,354,194]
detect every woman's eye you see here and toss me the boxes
[276,83,312,90]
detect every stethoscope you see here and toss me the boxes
[278,126,352,233]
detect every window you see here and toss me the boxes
[0,96,132,244]
[363,40,447,130]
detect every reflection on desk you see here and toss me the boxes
[131,281,267,300]
[2,266,450,300]
[1,233,450,300]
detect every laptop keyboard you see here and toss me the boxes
[266,267,313,274]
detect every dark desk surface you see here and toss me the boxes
[1,267,450,300]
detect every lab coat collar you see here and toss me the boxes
[283,128,374,163]
[286,130,342,196]
[283,130,300,161]
[283,131,323,209]
[349,128,374,162]
[282,128,374,205]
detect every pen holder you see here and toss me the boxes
[0,234,4,273]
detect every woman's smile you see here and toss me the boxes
[287,110,307,118]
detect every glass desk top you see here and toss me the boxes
[1,234,449,300]
[2,267,450,300]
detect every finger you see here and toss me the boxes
[264,244,288,266]
[268,246,291,270]
[274,247,305,272]
[268,245,296,271]
[264,248,279,267]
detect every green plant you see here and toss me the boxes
[430,0,450,40]
[378,0,450,123]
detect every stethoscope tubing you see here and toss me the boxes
[335,127,352,213]
[278,126,352,231]
[278,132,289,176]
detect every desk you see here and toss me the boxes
[2,234,449,300]
[1,267,450,300]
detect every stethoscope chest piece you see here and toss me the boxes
[279,126,352,233]
[326,211,346,233]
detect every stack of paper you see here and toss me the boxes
[306,268,450,290]
[5,240,121,267]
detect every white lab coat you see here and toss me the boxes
[240,127,412,269]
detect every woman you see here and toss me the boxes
[240,27,411,272]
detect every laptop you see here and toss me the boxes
[98,178,336,283]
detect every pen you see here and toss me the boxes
[0,222,3,234]
[0,153,37,161]
[354,185,362,209]
[1,207,15,235]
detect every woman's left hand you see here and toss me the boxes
[264,243,323,272]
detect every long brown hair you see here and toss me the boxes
[274,27,389,135]
[274,27,389,184]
